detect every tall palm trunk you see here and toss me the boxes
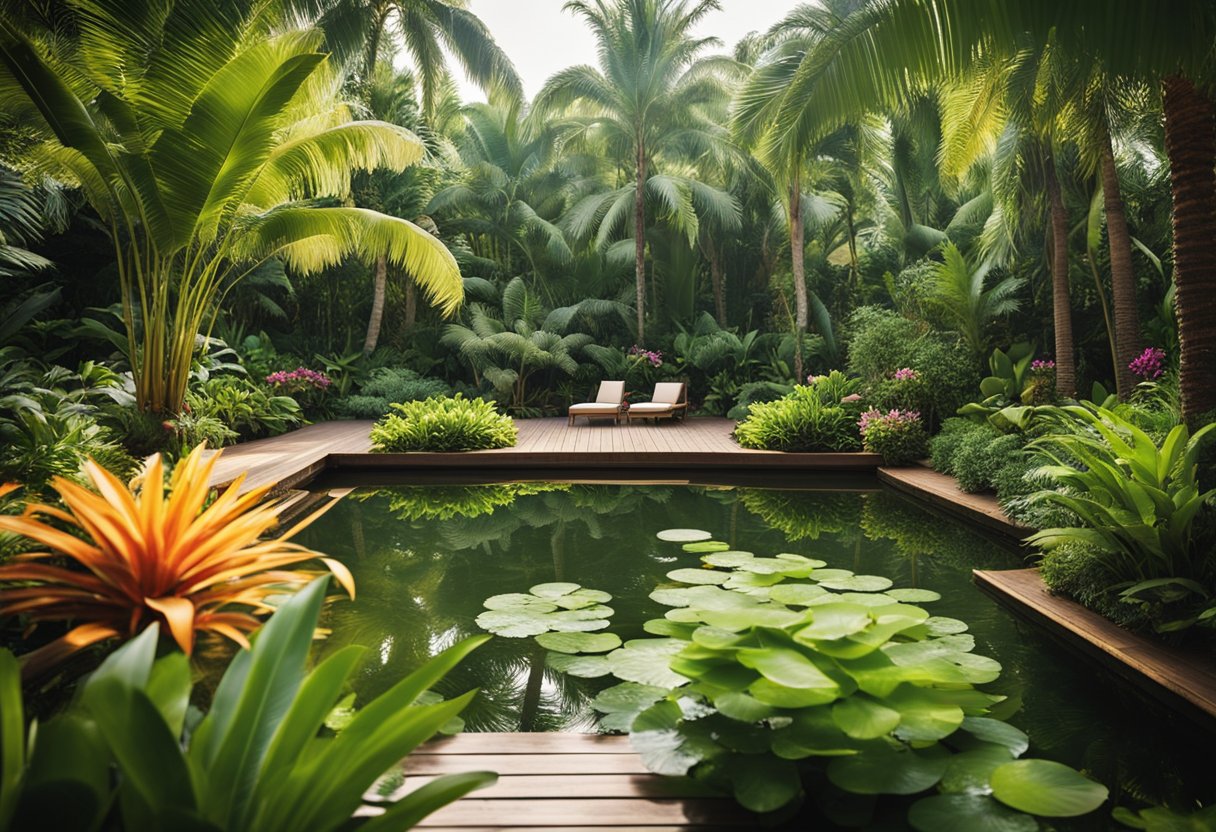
[706,240,727,326]
[1163,75,1216,427]
[362,254,388,355]
[1100,130,1141,399]
[789,179,808,382]
[405,280,417,329]
[1045,159,1076,397]
[634,143,648,342]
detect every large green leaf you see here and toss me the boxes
[989,760,1108,817]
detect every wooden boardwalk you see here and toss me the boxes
[975,568,1216,724]
[878,463,1031,540]
[207,418,881,493]
[407,733,755,829]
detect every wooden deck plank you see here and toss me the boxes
[974,568,1216,724]
[405,753,651,776]
[403,774,720,799]
[206,418,883,492]
[423,732,630,753]
[878,464,1030,539]
[417,798,754,828]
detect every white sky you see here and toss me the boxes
[448,0,800,102]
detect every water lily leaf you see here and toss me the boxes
[909,794,1037,832]
[827,747,950,795]
[599,711,639,732]
[483,593,558,612]
[643,618,697,638]
[530,581,583,599]
[925,616,969,635]
[474,609,550,637]
[703,551,757,567]
[700,607,804,631]
[776,553,827,568]
[885,588,942,603]
[939,744,1015,795]
[552,588,614,609]
[814,592,896,607]
[535,632,622,654]
[667,568,730,585]
[797,604,872,641]
[608,641,688,688]
[691,626,745,649]
[714,691,777,723]
[818,575,894,592]
[750,677,840,708]
[592,682,669,713]
[886,686,966,742]
[770,706,863,758]
[651,585,757,611]
[551,605,614,620]
[810,568,855,581]
[657,528,713,542]
[683,540,731,553]
[959,718,1030,757]
[548,617,611,633]
[546,652,612,677]
[831,695,901,739]
[769,584,829,605]
[730,755,802,813]
[630,701,707,775]
[737,556,812,575]
[989,759,1109,817]
[723,571,786,589]
[738,647,839,689]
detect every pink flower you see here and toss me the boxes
[1129,347,1165,380]
[893,367,919,382]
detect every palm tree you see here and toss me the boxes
[0,0,464,415]
[533,0,740,343]
[314,0,521,121]
[928,241,1023,356]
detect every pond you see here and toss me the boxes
[298,477,1215,815]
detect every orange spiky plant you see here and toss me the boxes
[0,446,354,679]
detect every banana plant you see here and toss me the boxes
[0,578,493,832]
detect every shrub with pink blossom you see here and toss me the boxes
[628,345,664,367]
[265,366,332,408]
[858,408,928,466]
[893,367,919,382]
[1129,347,1166,380]
[1026,358,1057,405]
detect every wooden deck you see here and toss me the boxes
[407,732,755,829]
[878,463,1031,540]
[974,568,1216,725]
[207,418,881,493]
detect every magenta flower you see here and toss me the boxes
[629,345,663,367]
[1031,359,1055,371]
[1129,347,1165,380]
[893,367,919,382]
[265,367,332,390]
[858,408,921,432]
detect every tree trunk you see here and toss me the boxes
[405,279,417,330]
[1100,130,1141,400]
[1163,75,1216,426]
[362,254,388,356]
[789,179,808,382]
[1045,159,1076,397]
[707,241,726,326]
[634,143,648,343]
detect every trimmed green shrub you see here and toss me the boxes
[1039,540,1149,630]
[338,368,451,419]
[952,428,1024,493]
[370,394,517,452]
[928,417,983,475]
[734,372,862,452]
[185,375,303,440]
[858,408,928,465]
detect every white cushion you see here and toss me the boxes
[595,380,625,403]
[569,402,619,413]
[629,402,675,413]
[650,382,684,404]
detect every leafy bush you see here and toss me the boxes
[185,375,303,441]
[384,483,568,521]
[370,395,517,452]
[725,381,791,420]
[846,307,977,430]
[928,417,983,475]
[0,446,352,679]
[1039,541,1151,629]
[1027,404,1216,633]
[737,490,860,540]
[858,408,929,465]
[734,372,862,452]
[337,368,450,419]
[951,428,1024,493]
[0,579,493,831]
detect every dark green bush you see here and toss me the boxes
[952,428,1024,493]
[726,381,791,420]
[1039,541,1149,630]
[928,417,985,475]
[185,375,303,440]
[733,372,862,452]
[370,394,517,452]
[858,409,928,465]
[338,368,451,419]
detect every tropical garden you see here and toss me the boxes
[1,0,1215,828]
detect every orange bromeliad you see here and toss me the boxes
[0,446,354,678]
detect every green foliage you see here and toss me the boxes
[1114,802,1216,830]
[1027,404,1216,633]
[1039,541,1151,630]
[0,578,493,831]
[382,483,568,521]
[370,395,517,452]
[338,368,450,420]
[926,241,1023,355]
[574,533,1108,824]
[737,490,861,541]
[928,418,981,476]
[185,376,303,441]
[860,411,930,466]
[734,373,863,452]
[952,430,1025,493]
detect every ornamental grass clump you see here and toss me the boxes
[858,408,928,465]
[370,394,517,452]
[0,446,354,679]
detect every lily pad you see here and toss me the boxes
[909,794,1037,832]
[608,641,688,688]
[885,588,942,603]
[925,616,969,635]
[535,631,622,654]
[479,584,616,637]
[666,567,729,585]
[546,652,612,678]
[592,682,669,714]
[483,593,558,612]
[817,574,894,592]
[959,717,1030,757]
[990,760,1109,817]
[827,747,950,795]
[682,540,731,553]
[702,551,757,567]
[769,583,829,605]
[474,609,550,638]
[657,528,713,542]
[530,581,583,598]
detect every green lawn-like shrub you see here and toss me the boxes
[370,394,517,452]
[338,368,451,419]
[928,417,981,475]
[951,428,1024,493]
[859,408,929,465]
[185,375,303,440]
[734,372,862,452]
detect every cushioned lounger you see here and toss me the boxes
[567,380,626,425]
[626,382,688,424]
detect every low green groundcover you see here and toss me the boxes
[369,394,517,452]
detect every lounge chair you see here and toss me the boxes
[626,382,688,424]
[568,380,626,425]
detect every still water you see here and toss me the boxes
[298,478,1215,812]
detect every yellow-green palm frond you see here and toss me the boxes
[237,205,464,317]
[937,52,1017,182]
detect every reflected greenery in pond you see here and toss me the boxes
[300,481,1216,818]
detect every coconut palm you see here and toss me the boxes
[0,0,464,416]
[533,0,741,343]
[313,0,521,121]
[928,240,1023,356]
